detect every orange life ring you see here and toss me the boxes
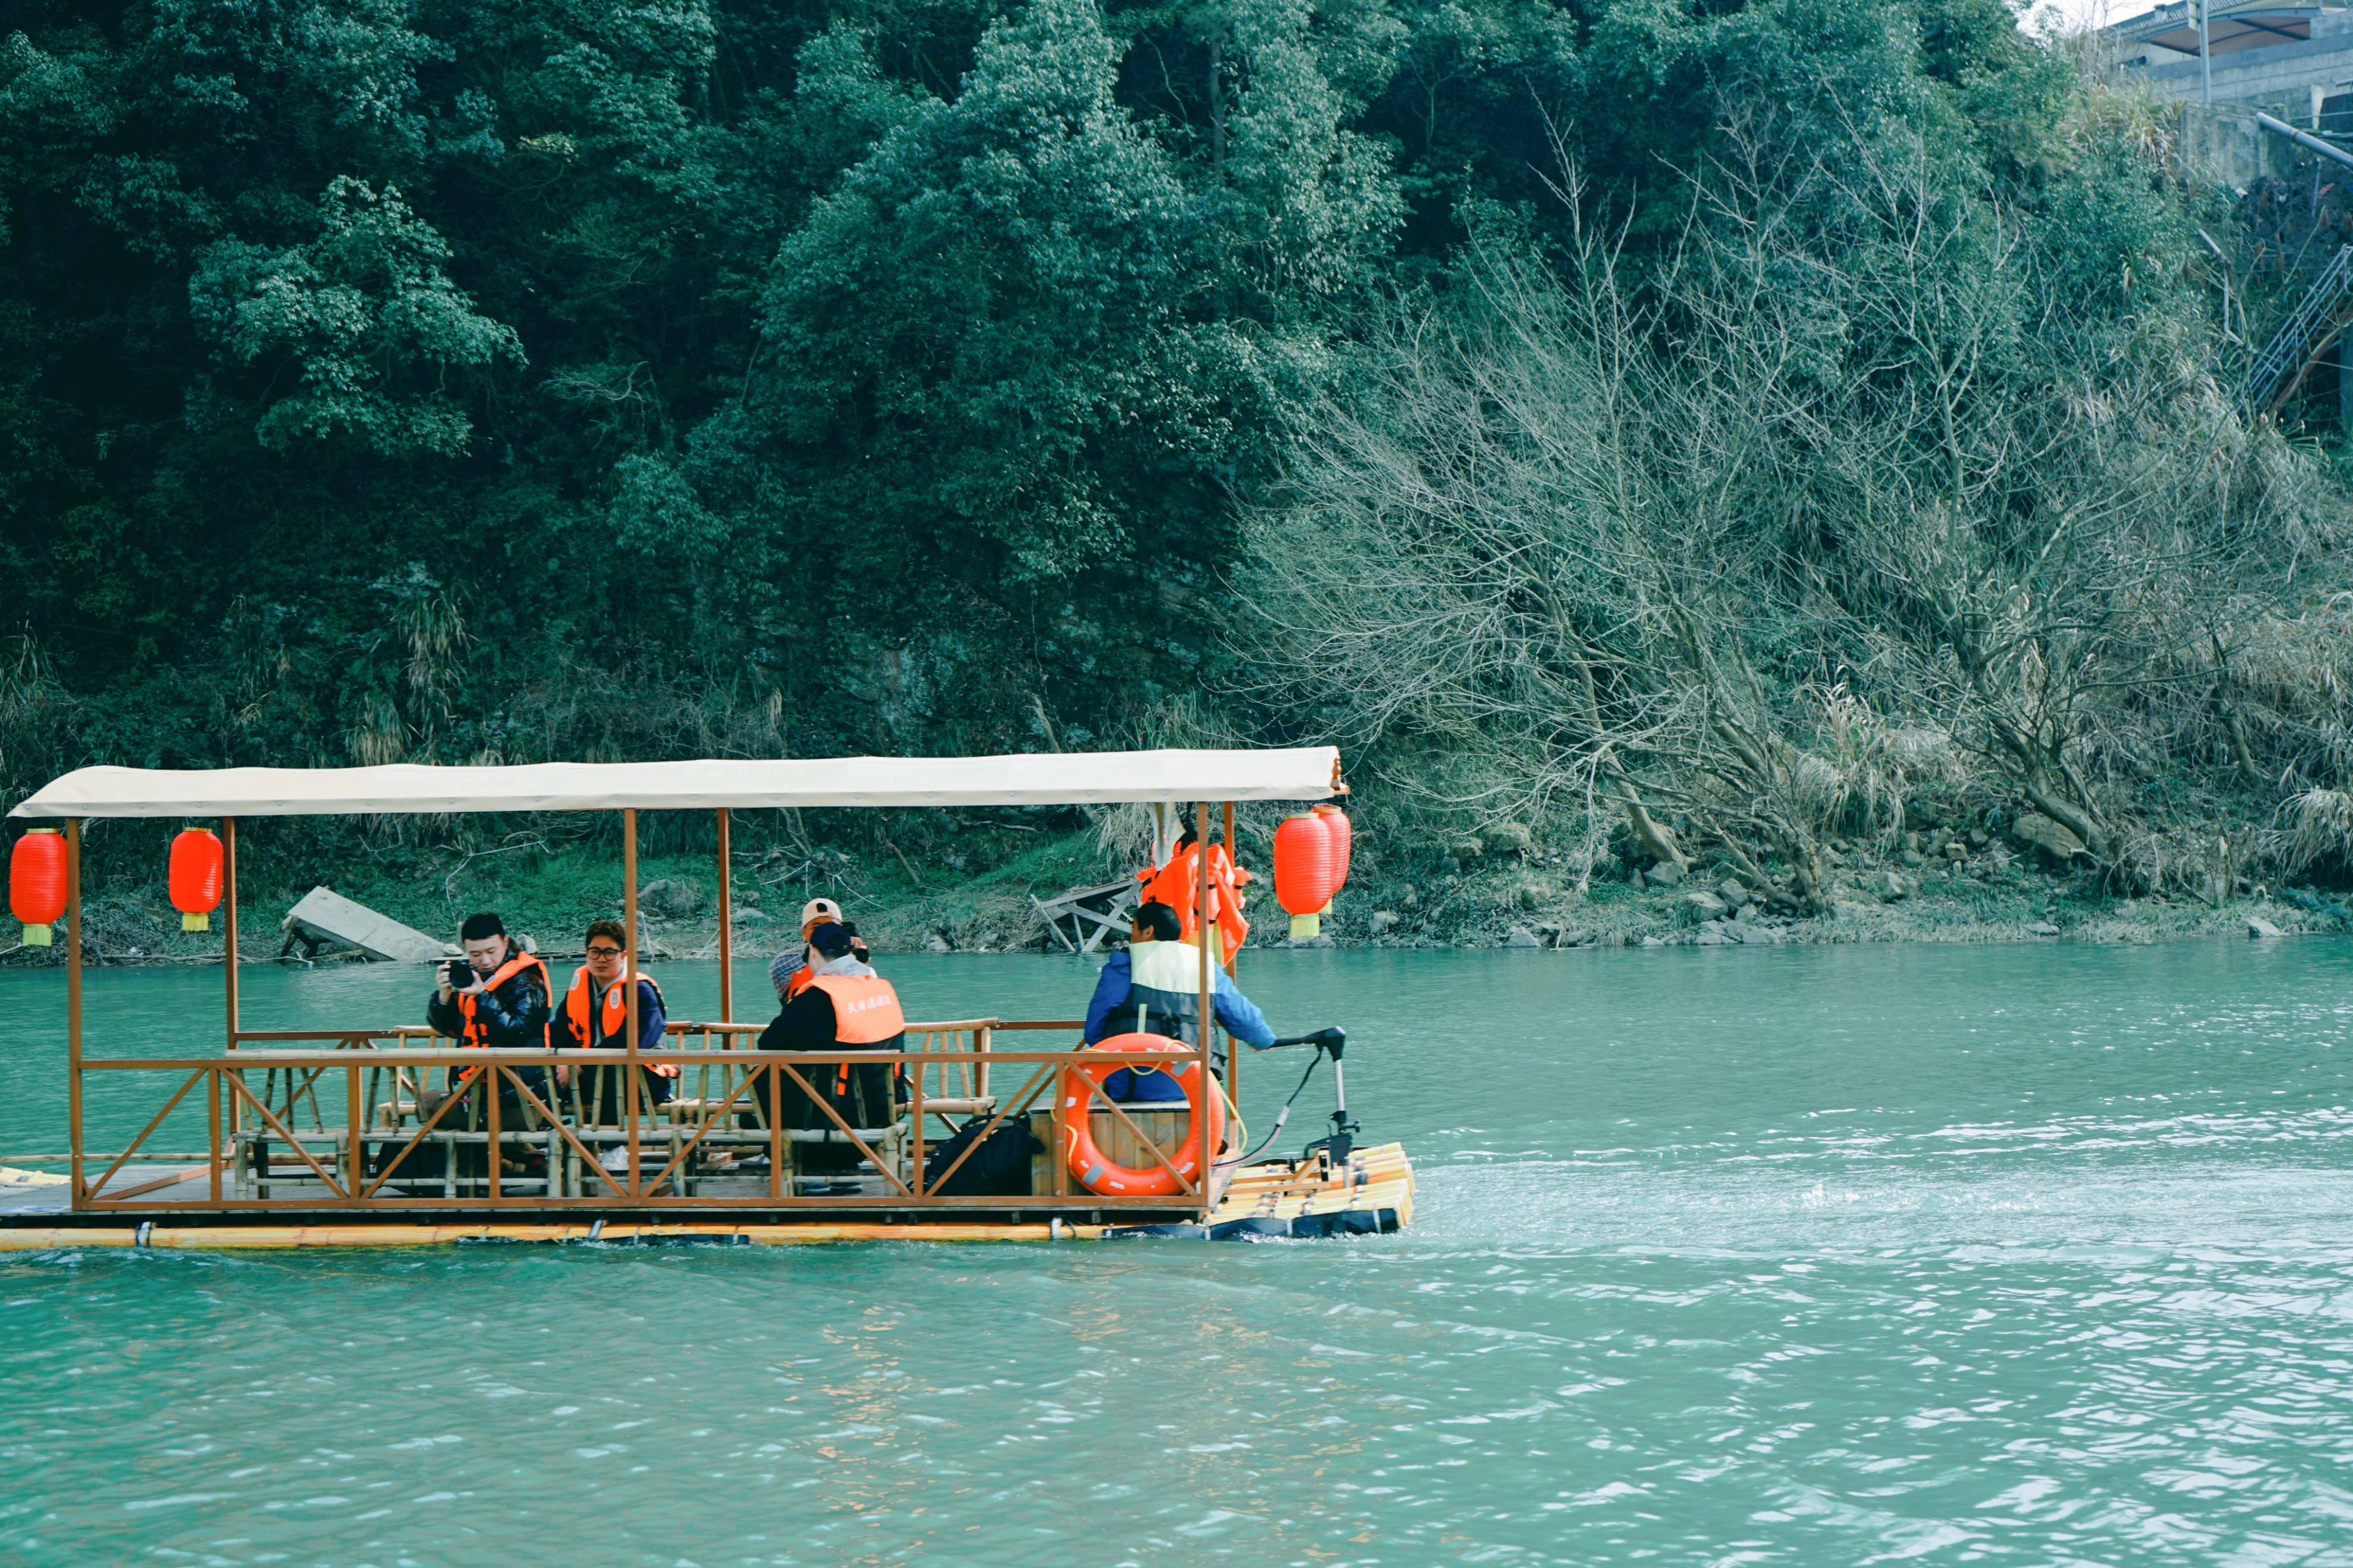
[1061,1032,1226,1197]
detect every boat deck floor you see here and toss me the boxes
[0,1143,1413,1247]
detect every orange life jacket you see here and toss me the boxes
[808,970,907,1096]
[1138,843,1250,956]
[452,950,551,1081]
[807,972,907,1044]
[563,966,678,1077]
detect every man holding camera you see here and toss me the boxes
[773,897,869,1001]
[425,912,552,1114]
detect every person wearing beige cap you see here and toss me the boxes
[778,898,866,1001]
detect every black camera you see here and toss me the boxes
[442,959,476,991]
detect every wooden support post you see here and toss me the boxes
[1223,800,1238,1105]
[223,817,239,1049]
[1196,800,1214,1220]
[208,1066,223,1204]
[1222,803,1236,977]
[346,1061,362,1196]
[487,1059,502,1201]
[223,816,242,1146]
[716,807,733,1022]
[768,1063,784,1201]
[66,818,83,1209]
[911,1033,927,1197]
[624,807,640,1198]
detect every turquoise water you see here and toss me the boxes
[2,940,2351,1565]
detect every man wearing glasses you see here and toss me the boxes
[555,918,675,1135]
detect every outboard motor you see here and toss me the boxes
[1267,1026,1358,1168]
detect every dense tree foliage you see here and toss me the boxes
[5,0,2341,895]
[0,0,2055,780]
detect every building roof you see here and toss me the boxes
[2111,1,2323,56]
[6,749,1346,820]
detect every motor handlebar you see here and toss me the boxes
[1267,1026,1346,1060]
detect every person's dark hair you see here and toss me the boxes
[584,918,627,950]
[1133,901,1182,943]
[460,912,506,942]
[809,921,856,960]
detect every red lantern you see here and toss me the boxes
[170,829,224,932]
[10,830,67,947]
[1273,812,1341,939]
[1313,804,1352,892]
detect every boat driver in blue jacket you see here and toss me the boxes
[1084,901,1277,1101]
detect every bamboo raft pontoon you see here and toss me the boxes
[0,1143,1414,1249]
[1,749,1414,1248]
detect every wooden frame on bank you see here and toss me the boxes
[16,750,1344,1222]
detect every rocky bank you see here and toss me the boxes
[8,820,2348,969]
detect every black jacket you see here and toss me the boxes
[758,987,844,1053]
[756,977,901,1138]
[427,953,551,1049]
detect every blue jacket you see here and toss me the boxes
[1084,947,1277,1049]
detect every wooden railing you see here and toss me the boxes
[59,1019,1222,1215]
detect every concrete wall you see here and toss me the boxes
[2175,104,2301,185]
[2162,100,2333,184]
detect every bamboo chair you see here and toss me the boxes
[653,1025,772,1195]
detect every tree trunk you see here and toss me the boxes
[1610,777,1687,873]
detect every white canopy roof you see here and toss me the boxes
[8,748,1344,820]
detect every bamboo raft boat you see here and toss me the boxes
[1,749,1414,1249]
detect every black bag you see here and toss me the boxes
[364,1134,449,1187]
[924,1117,1042,1197]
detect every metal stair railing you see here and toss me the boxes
[2246,244,2353,416]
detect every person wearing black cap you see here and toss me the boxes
[759,922,907,1172]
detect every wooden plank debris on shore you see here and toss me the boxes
[279,887,451,964]
[1031,880,1138,954]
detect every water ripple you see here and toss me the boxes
[1,943,2350,1564]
